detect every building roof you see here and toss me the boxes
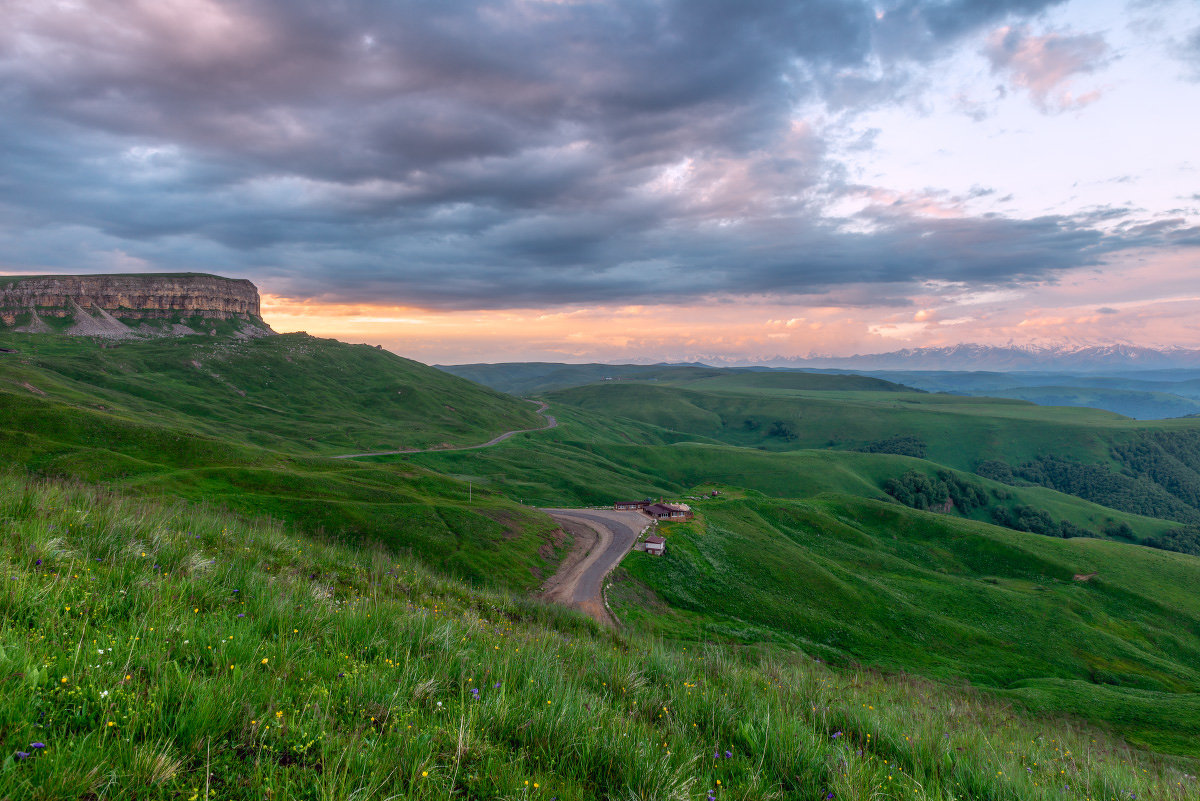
[644,535,666,544]
[645,502,691,515]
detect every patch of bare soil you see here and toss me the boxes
[537,520,597,604]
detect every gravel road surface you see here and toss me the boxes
[539,508,651,625]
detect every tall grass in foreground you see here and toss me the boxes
[0,472,1196,800]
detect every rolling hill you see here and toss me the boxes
[4,470,1193,799]
[611,494,1200,756]
[6,331,1200,772]
[0,331,543,455]
[545,380,1200,529]
[438,361,916,396]
[0,333,562,590]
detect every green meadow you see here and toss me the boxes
[1,471,1196,800]
[610,495,1200,756]
[405,413,1175,543]
[0,334,562,590]
[0,331,542,455]
[4,335,1200,793]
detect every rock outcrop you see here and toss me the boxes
[0,273,273,339]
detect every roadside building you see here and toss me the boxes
[614,499,652,511]
[644,535,666,556]
[643,502,692,521]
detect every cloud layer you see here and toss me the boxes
[0,0,1194,320]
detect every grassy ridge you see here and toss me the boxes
[0,332,542,455]
[8,335,1200,773]
[546,382,1140,464]
[0,391,562,591]
[404,414,1175,542]
[2,472,1196,800]
[547,381,1200,527]
[611,495,1200,756]
[438,362,916,396]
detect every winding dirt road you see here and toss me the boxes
[333,401,645,625]
[538,508,652,625]
[333,400,556,459]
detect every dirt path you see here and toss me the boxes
[538,509,651,626]
[333,400,556,459]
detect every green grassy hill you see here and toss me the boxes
[0,332,542,455]
[0,390,562,591]
[435,362,728,394]
[658,371,916,393]
[404,421,1175,543]
[611,494,1200,756]
[546,382,1130,462]
[0,334,566,590]
[7,333,1200,780]
[3,471,1196,800]
[438,361,916,396]
[983,386,1200,420]
[547,381,1200,528]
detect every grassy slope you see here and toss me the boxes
[404,410,1174,542]
[3,472,1196,800]
[437,362,729,395]
[438,362,915,396]
[8,337,1200,770]
[665,371,916,393]
[547,382,1151,464]
[0,332,543,455]
[982,386,1200,420]
[0,341,563,591]
[610,495,1200,756]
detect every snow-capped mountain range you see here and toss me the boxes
[727,344,1200,372]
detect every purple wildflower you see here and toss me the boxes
[14,751,29,760]
[713,750,719,759]
[237,614,245,618]
[34,559,41,567]
[831,731,842,739]
[826,793,835,800]
[724,750,732,758]
[30,743,44,750]
[493,682,501,689]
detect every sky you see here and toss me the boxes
[2,0,1199,364]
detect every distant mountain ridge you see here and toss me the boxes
[743,344,1200,372]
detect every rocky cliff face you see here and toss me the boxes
[0,273,273,338]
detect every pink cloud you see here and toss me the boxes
[985,25,1109,112]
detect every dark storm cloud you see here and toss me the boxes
[1183,26,1200,79]
[0,0,1156,309]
